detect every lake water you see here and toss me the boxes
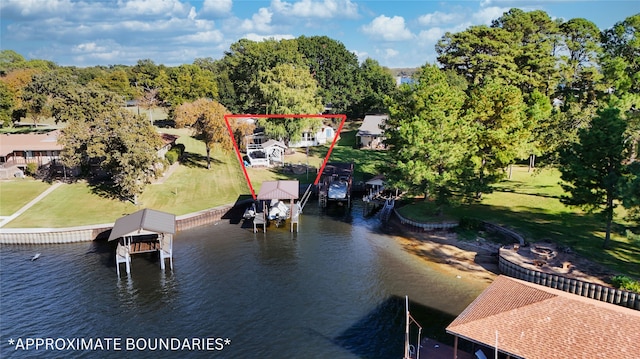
[0,201,485,358]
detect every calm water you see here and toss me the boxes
[0,201,485,358]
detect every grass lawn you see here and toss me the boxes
[396,165,640,278]
[0,179,52,216]
[4,118,638,279]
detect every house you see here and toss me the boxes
[0,130,179,179]
[287,125,337,148]
[0,130,64,178]
[356,114,388,149]
[246,139,287,167]
[246,124,337,149]
[446,275,640,359]
[157,133,179,158]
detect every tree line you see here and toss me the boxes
[383,10,639,246]
[0,10,638,245]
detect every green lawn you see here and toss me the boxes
[0,180,52,216]
[4,122,638,279]
[397,165,640,278]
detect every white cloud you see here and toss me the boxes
[178,30,224,43]
[0,0,74,19]
[201,0,232,16]
[417,11,462,26]
[384,48,399,58]
[270,0,358,19]
[473,6,510,25]
[240,7,274,33]
[118,0,190,17]
[417,27,445,43]
[361,15,413,42]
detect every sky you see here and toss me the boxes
[1,0,639,69]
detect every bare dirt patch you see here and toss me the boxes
[391,219,616,287]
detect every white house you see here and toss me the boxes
[287,125,337,148]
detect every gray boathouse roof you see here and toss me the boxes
[108,208,176,241]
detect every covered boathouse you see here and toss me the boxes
[108,209,176,276]
[255,180,300,233]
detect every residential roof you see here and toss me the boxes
[261,139,287,149]
[446,275,640,359]
[257,180,299,200]
[159,133,179,146]
[356,114,388,137]
[0,130,63,157]
[108,208,176,241]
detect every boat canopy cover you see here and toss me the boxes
[257,180,299,200]
[108,208,176,241]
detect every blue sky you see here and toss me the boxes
[1,0,638,68]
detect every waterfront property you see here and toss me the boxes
[317,162,354,208]
[0,130,64,178]
[355,114,388,149]
[107,208,176,276]
[256,180,300,232]
[446,275,640,359]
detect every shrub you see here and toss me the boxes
[611,275,640,293]
[25,162,38,176]
[165,150,178,165]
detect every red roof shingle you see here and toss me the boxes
[446,275,640,359]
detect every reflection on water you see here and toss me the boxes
[0,201,486,358]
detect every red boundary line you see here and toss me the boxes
[224,114,347,200]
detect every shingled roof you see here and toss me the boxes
[446,275,640,359]
[257,180,299,200]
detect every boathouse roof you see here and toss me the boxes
[446,275,640,359]
[257,180,299,200]
[108,208,176,241]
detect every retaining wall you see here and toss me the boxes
[0,203,237,245]
[393,209,458,230]
[499,252,640,310]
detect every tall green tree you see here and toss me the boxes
[257,63,324,143]
[463,78,528,198]
[349,58,397,117]
[56,85,162,203]
[436,24,519,86]
[559,108,629,247]
[174,98,232,169]
[601,14,640,163]
[297,35,360,114]
[383,64,470,209]
[221,38,305,113]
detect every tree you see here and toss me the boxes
[220,38,306,113]
[463,78,529,198]
[55,84,162,203]
[297,35,360,114]
[257,63,324,143]
[94,109,162,204]
[383,64,470,209]
[21,70,73,126]
[621,162,640,225]
[559,108,629,247]
[436,25,519,86]
[601,14,640,163]
[174,98,232,169]
[349,58,397,117]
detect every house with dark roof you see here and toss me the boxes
[446,275,640,359]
